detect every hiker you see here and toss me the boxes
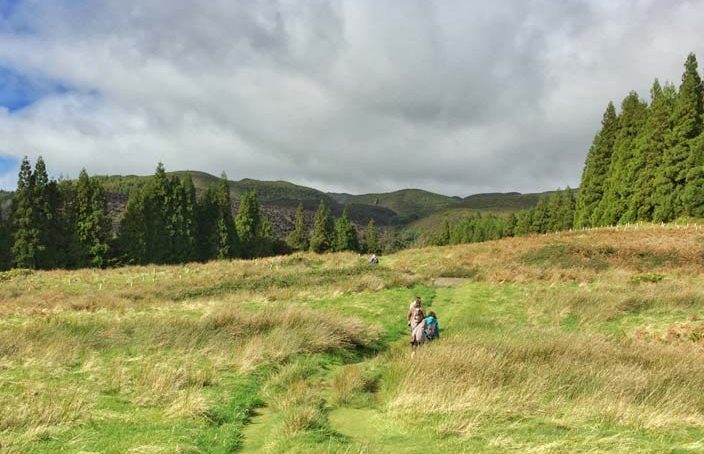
[407,297,425,332]
[368,254,379,265]
[424,311,440,341]
[411,317,426,348]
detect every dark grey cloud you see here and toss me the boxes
[0,0,702,195]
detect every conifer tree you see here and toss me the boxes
[236,190,261,258]
[555,188,575,232]
[310,200,334,253]
[43,179,72,268]
[595,92,648,226]
[654,53,703,221]
[514,210,533,236]
[215,173,238,259]
[506,213,517,237]
[560,188,577,231]
[73,169,111,267]
[145,163,172,263]
[433,218,451,246]
[626,81,676,221]
[32,157,58,268]
[287,203,309,251]
[175,175,197,262]
[682,134,704,217]
[362,219,379,253]
[118,163,180,264]
[546,190,563,232]
[254,216,275,257]
[195,187,219,261]
[118,189,147,264]
[10,157,41,268]
[333,206,359,252]
[574,102,619,228]
[530,196,550,233]
[0,204,10,270]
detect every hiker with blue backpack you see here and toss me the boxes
[424,311,440,341]
[408,297,441,349]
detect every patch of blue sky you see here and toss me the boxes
[0,155,19,190]
[0,0,33,34]
[0,65,71,112]
[0,0,21,18]
[0,155,17,173]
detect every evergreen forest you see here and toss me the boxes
[0,160,377,270]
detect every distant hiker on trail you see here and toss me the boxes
[424,311,440,341]
[368,254,379,265]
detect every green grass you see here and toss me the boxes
[3,226,704,452]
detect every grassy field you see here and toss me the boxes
[2,224,704,452]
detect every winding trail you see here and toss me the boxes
[239,282,461,452]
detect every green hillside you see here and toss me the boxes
[403,189,579,242]
[96,171,335,203]
[329,189,459,223]
[459,190,576,211]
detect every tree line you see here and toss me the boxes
[429,187,576,246]
[0,158,379,270]
[286,201,379,255]
[575,52,704,226]
[432,52,704,247]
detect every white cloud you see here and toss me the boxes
[0,0,703,194]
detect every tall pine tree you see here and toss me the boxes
[333,206,359,252]
[236,191,261,258]
[10,157,41,268]
[195,187,219,261]
[215,173,238,259]
[530,196,550,233]
[173,174,197,262]
[574,102,619,228]
[287,203,309,251]
[32,156,59,268]
[682,133,704,216]
[594,92,647,226]
[310,200,334,253]
[145,163,172,263]
[653,53,703,221]
[362,219,379,253]
[0,202,10,270]
[73,169,112,267]
[626,81,676,222]
[117,188,147,264]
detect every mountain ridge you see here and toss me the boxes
[1,170,568,240]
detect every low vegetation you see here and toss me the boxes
[2,224,704,452]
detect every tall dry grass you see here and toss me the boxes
[0,303,379,450]
[388,331,704,432]
[391,223,704,283]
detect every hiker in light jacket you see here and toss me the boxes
[411,317,426,348]
[407,297,425,332]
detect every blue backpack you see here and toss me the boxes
[424,317,439,340]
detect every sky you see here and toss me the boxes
[0,0,703,196]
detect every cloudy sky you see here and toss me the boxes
[0,0,702,195]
